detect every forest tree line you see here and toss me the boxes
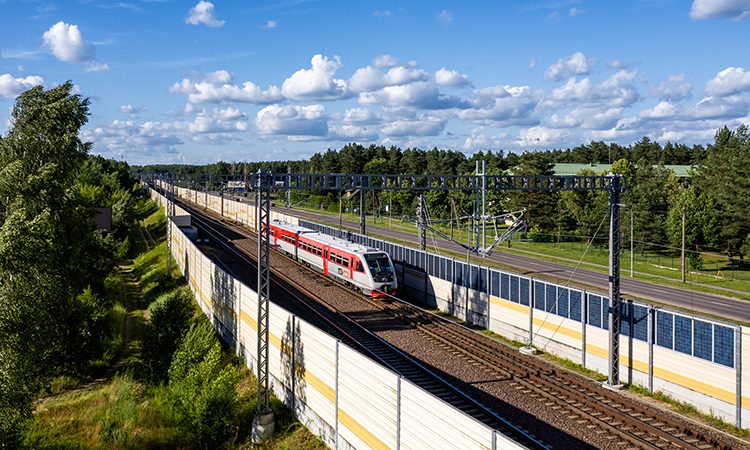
[139,126,749,263]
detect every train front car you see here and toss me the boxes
[363,251,397,298]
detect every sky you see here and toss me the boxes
[1,0,750,166]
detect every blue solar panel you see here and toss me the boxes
[588,295,602,328]
[480,268,488,293]
[510,276,520,303]
[620,303,632,337]
[693,320,712,361]
[520,278,530,306]
[558,288,569,318]
[674,315,692,355]
[714,325,735,368]
[455,261,464,286]
[569,290,582,322]
[491,270,500,297]
[546,284,557,314]
[470,265,480,290]
[632,305,649,342]
[656,311,673,349]
[501,273,510,300]
[446,258,452,279]
[534,282,545,311]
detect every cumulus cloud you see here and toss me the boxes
[516,126,572,147]
[548,107,623,130]
[0,74,44,98]
[255,104,328,137]
[42,21,96,62]
[186,1,225,27]
[545,70,639,108]
[705,66,750,96]
[119,104,144,114]
[83,119,183,153]
[281,54,347,100]
[435,68,472,87]
[640,95,749,121]
[264,19,277,29]
[459,85,541,125]
[437,9,453,25]
[690,0,750,19]
[348,65,428,93]
[544,52,594,81]
[381,115,446,137]
[372,54,402,68]
[463,127,509,150]
[358,81,465,109]
[170,70,283,104]
[654,74,692,102]
[85,62,110,73]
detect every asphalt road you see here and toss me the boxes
[270,205,750,323]
[191,190,749,323]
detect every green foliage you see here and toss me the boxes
[141,287,195,382]
[167,319,239,448]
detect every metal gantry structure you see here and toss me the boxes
[154,171,627,415]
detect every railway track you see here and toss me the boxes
[167,189,748,450]
[182,201,548,449]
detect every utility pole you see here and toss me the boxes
[681,205,686,283]
[481,160,487,257]
[630,207,634,278]
[605,173,623,389]
[417,195,426,251]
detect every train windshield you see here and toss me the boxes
[364,253,394,281]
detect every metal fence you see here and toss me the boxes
[299,220,737,369]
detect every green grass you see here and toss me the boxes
[627,384,750,440]
[25,198,326,450]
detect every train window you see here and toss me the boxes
[342,258,349,266]
[355,260,364,272]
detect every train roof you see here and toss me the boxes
[272,219,384,255]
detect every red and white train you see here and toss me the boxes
[268,220,397,297]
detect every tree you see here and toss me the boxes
[560,169,609,240]
[506,152,558,232]
[0,82,112,444]
[695,125,750,259]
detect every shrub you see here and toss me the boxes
[168,320,238,448]
[141,287,195,382]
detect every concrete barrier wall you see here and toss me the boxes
[149,185,525,449]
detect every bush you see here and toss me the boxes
[168,320,238,449]
[141,287,195,382]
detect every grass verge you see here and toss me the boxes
[24,198,326,450]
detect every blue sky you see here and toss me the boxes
[1,0,750,165]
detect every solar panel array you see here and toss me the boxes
[299,220,736,368]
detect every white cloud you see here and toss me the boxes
[348,65,429,93]
[437,9,453,25]
[255,104,328,136]
[342,107,380,125]
[119,104,144,114]
[463,127,509,150]
[548,107,623,130]
[281,54,347,100]
[372,54,401,68]
[358,81,465,109]
[545,70,639,108]
[690,0,750,19]
[85,62,110,73]
[170,70,283,104]
[569,7,586,16]
[83,119,183,153]
[186,1,225,27]
[373,10,392,17]
[264,20,277,29]
[0,74,44,98]
[42,22,95,62]
[544,51,594,81]
[705,66,750,96]
[381,115,446,137]
[654,74,692,102]
[177,106,249,134]
[516,126,572,147]
[459,85,541,125]
[435,68,472,87]
[640,95,749,121]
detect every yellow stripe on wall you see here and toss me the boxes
[490,295,529,314]
[338,408,390,450]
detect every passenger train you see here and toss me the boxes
[268,220,397,297]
